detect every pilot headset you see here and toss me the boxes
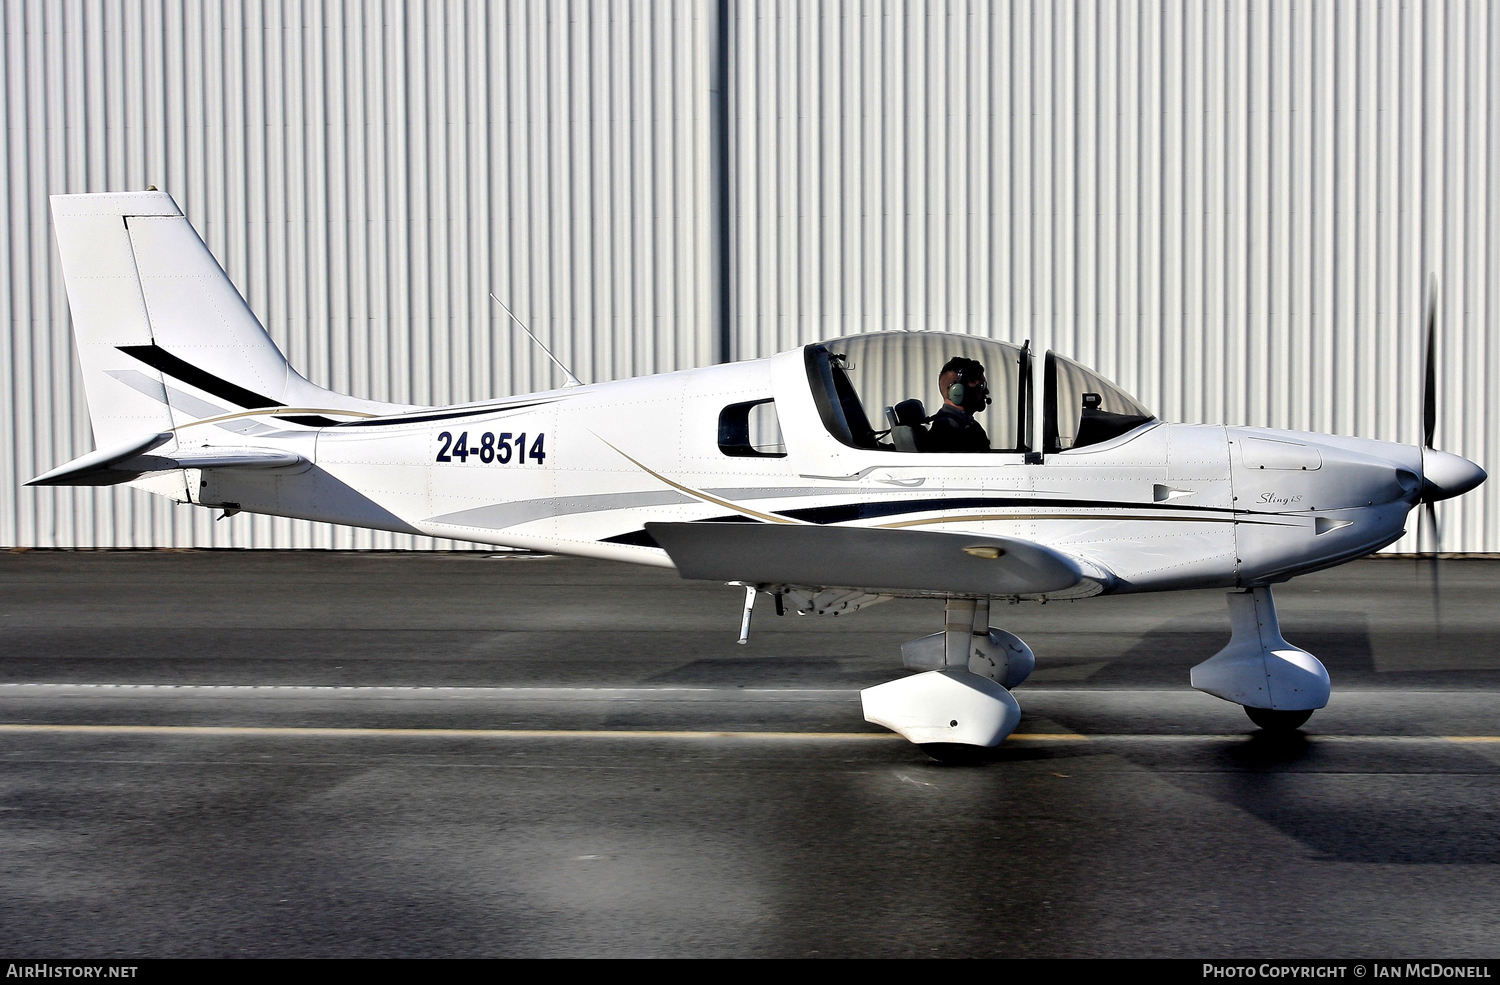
[946,361,992,409]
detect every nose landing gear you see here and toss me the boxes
[1191,586,1330,732]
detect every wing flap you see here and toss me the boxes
[644,521,1087,597]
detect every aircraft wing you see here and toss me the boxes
[644,521,1093,597]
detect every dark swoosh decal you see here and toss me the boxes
[276,415,345,427]
[603,515,760,549]
[335,400,559,427]
[776,496,1242,524]
[116,344,553,429]
[118,344,361,428]
[603,496,1301,547]
[118,343,276,409]
[602,528,661,548]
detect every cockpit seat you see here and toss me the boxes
[885,398,929,453]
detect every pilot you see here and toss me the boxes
[927,356,990,453]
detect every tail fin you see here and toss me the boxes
[50,191,412,448]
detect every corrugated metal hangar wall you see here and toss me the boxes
[4,0,1498,552]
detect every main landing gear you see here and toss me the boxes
[860,598,1035,763]
[1190,586,1330,733]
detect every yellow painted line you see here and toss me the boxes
[0,723,900,740]
[1010,732,1090,741]
[13,725,1496,743]
[0,723,1088,742]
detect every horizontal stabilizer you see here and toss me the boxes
[28,435,304,487]
[153,449,306,471]
[644,522,1086,597]
[26,433,173,486]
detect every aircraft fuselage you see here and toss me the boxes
[186,346,1421,598]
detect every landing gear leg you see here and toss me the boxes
[1190,586,1330,731]
[860,598,1026,762]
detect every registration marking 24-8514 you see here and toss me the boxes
[436,431,546,465]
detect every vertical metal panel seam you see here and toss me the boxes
[4,1,1498,551]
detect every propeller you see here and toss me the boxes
[1414,273,1488,615]
[1423,273,1438,451]
[1418,273,1440,575]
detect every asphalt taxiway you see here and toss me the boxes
[1,550,1498,957]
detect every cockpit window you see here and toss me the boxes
[1044,351,1155,452]
[804,332,1028,453]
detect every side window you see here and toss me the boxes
[805,334,1028,453]
[718,399,787,457]
[1044,352,1156,452]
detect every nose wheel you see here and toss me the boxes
[1244,706,1314,732]
[919,742,994,765]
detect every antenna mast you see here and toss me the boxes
[488,292,584,388]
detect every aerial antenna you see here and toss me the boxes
[488,292,583,387]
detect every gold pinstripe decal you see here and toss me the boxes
[591,434,804,524]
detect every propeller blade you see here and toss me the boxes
[1422,499,1442,624]
[1423,272,1438,450]
[1415,491,1426,581]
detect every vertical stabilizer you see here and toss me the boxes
[51,192,179,446]
[50,191,413,448]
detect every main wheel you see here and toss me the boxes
[918,743,993,765]
[1244,706,1313,732]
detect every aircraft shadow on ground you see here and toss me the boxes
[1090,611,1500,684]
[644,656,891,688]
[1014,616,1500,864]
[634,620,1500,865]
[1176,738,1500,864]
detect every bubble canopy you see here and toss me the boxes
[802,332,1154,454]
[1044,351,1156,452]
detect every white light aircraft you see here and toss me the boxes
[34,191,1487,761]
